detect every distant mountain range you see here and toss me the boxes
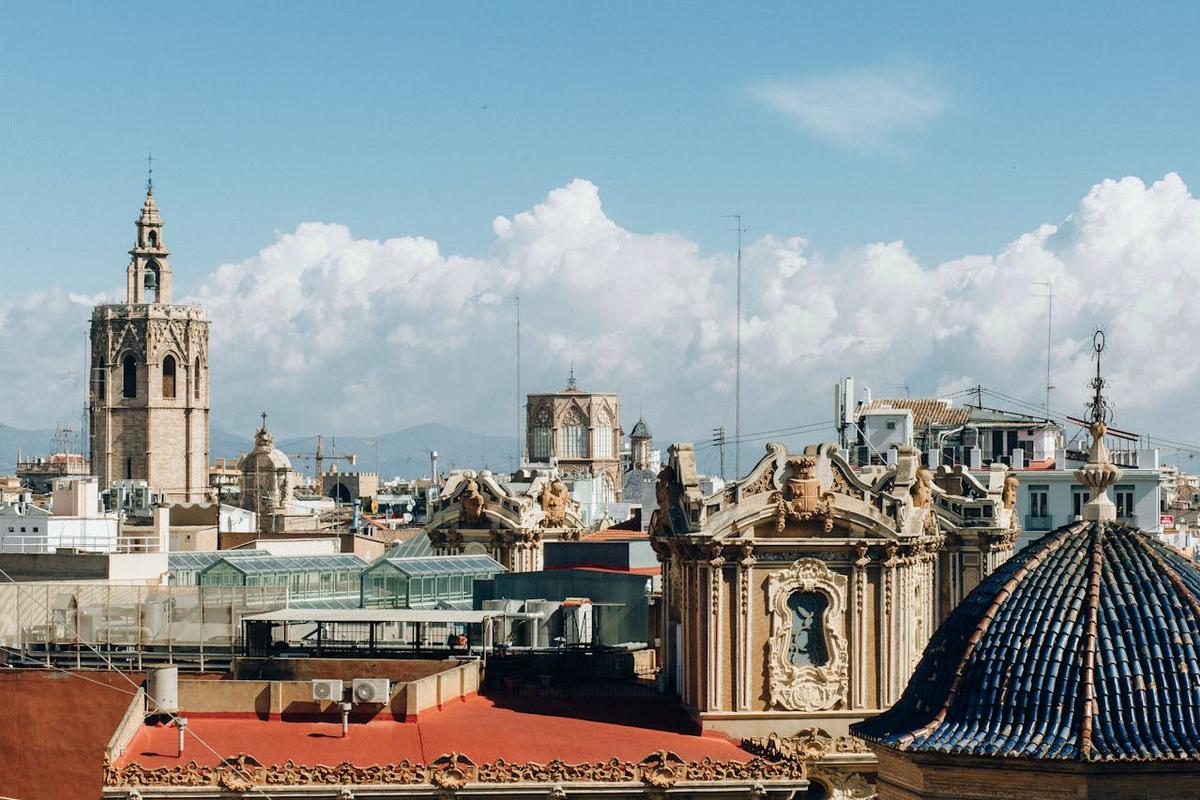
[1,421,520,482]
[234,423,522,482]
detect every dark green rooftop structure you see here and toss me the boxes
[360,554,505,609]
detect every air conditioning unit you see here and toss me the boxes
[352,678,390,704]
[311,679,343,703]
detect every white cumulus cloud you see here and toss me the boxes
[5,174,1200,474]
[749,65,949,152]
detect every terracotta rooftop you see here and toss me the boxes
[860,398,972,427]
[0,671,143,800]
[116,694,747,769]
[582,527,649,541]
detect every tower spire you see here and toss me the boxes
[146,151,153,195]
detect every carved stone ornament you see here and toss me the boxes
[638,750,687,789]
[430,752,476,789]
[808,766,878,800]
[1002,473,1019,510]
[104,751,806,790]
[459,480,486,524]
[767,559,850,711]
[771,458,835,534]
[742,728,870,762]
[540,478,570,527]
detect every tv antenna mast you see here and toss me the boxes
[1035,280,1054,416]
[724,213,746,479]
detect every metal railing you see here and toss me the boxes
[0,533,163,554]
[1025,515,1054,531]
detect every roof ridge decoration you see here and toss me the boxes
[1076,523,1104,756]
[1075,330,1122,522]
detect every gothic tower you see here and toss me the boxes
[89,181,210,502]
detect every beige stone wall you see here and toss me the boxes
[90,304,210,503]
[873,747,1200,800]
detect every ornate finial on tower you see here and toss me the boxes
[146,151,154,195]
[566,360,578,391]
[255,411,274,448]
[1075,330,1122,522]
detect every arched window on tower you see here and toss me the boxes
[531,407,552,460]
[162,355,176,398]
[144,261,160,303]
[194,357,201,400]
[148,230,158,248]
[559,407,588,459]
[592,409,614,459]
[122,355,137,399]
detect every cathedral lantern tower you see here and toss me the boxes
[89,179,210,502]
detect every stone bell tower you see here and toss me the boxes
[89,177,210,503]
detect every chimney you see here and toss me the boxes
[153,502,170,553]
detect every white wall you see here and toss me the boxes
[236,538,339,556]
[993,467,1165,549]
[862,409,913,456]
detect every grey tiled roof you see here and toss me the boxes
[853,520,1200,761]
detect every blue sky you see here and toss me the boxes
[5,3,1200,466]
[4,2,1199,298]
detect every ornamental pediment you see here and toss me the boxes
[429,469,585,532]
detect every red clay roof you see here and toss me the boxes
[582,527,648,541]
[117,694,746,769]
[0,671,143,800]
[860,398,972,427]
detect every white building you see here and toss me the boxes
[0,477,122,553]
[979,449,1168,549]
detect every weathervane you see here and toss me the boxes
[1075,328,1121,522]
[1086,330,1109,426]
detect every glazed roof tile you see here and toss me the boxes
[853,520,1200,761]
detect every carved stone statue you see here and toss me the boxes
[910,467,933,509]
[540,478,570,527]
[459,480,486,524]
[1002,473,1019,510]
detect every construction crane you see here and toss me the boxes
[288,435,357,491]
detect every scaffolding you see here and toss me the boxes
[0,582,289,672]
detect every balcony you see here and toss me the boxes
[1025,515,1054,532]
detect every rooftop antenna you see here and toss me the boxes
[724,213,746,479]
[515,295,522,468]
[1035,281,1054,416]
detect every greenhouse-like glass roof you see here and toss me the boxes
[388,531,433,558]
[168,550,269,571]
[370,554,505,577]
[200,553,368,576]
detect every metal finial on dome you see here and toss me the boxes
[566,360,578,391]
[1075,330,1122,522]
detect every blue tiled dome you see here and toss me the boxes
[853,521,1200,761]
